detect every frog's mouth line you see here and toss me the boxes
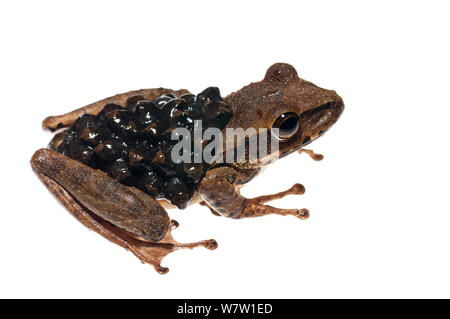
[278,100,344,159]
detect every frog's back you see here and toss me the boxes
[48,88,233,209]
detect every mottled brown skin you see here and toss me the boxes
[199,63,344,219]
[31,63,344,273]
[32,149,170,242]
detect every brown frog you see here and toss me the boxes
[31,63,344,273]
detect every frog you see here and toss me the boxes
[31,63,344,274]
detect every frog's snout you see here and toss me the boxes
[329,95,345,124]
[299,92,344,145]
[331,91,345,113]
[323,90,345,115]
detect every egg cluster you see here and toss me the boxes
[49,87,233,209]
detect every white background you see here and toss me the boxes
[1,0,449,298]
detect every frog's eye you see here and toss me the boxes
[273,112,299,139]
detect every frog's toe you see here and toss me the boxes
[291,183,306,195]
[294,208,310,220]
[154,264,170,274]
[170,219,180,229]
[203,239,219,250]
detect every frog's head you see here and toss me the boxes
[223,63,344,165]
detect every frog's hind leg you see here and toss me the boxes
[42,88,189,131]
[31,149,217,274]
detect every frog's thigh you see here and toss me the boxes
[31,148,171,242]
[42,88,190,131]
[31,149,216,273]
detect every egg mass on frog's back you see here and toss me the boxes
[48,87,233,209]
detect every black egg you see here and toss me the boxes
[106,109,134,134]
[48,131,69,151]
[121,120,139,142]
[134,100,160,126]
[97,103,122,122]
[63,138,94,165]
[107,158,131,182]
[125,95,146,112]
[169,106,195,129]
[195,87,222,109]
[128,148,145,167]
[94,140,128,162]
[202,102,233,128]
[72,114,99,135]
[165,177,191,209]
[165,98,189,112]
[79,126,111,146]
[138,169,165,198]
[183,163,204,183]
[179,93,196,105]
[152,162,177,180]
[154,93,175,108]
[162,93,176,99]
[141,122,161,140]
[121,174,139,187]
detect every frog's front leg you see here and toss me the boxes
[31,149,217,274]
[298,148,324,161]
[198,166,309,219]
